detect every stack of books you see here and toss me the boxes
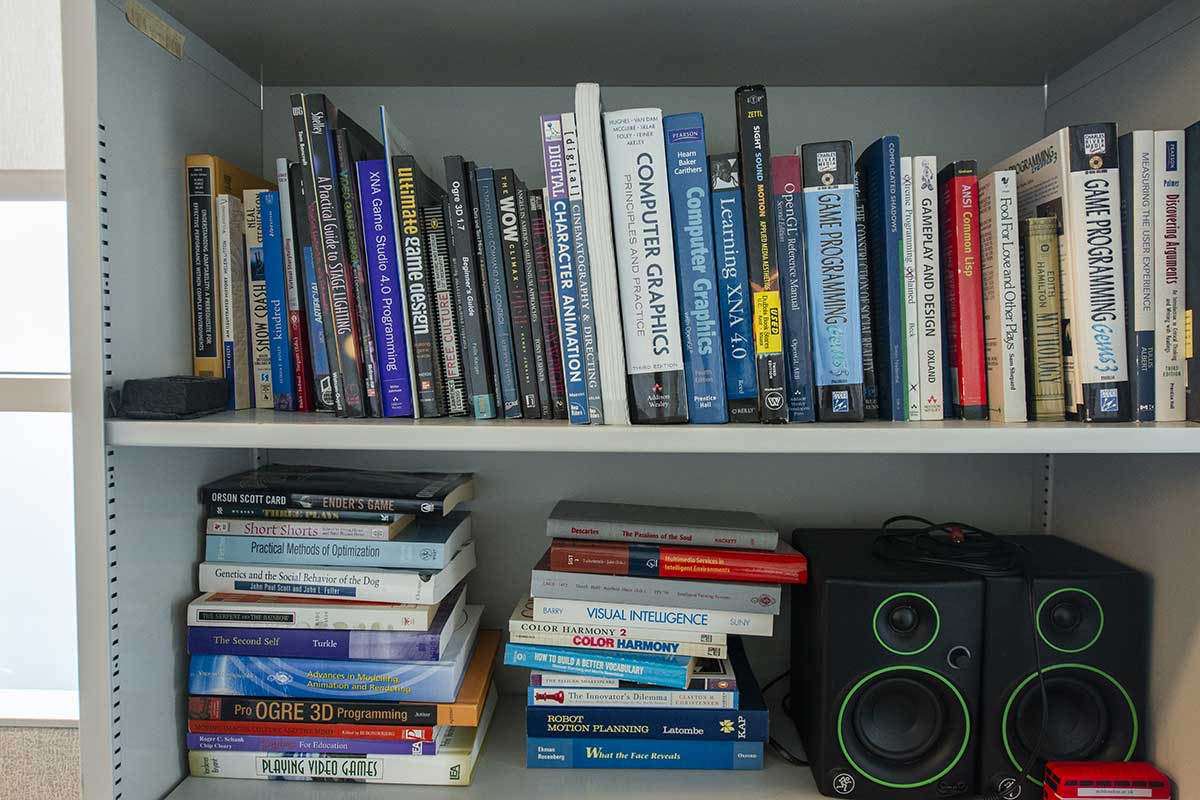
[183,465,500,786]
[506,501,807,770]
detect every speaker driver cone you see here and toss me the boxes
[874,593,940,655]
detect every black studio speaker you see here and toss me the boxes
[792,531,983,800]
[977,535,1148,799]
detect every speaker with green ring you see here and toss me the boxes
[792,531,983,800]
[978,536,1147,799]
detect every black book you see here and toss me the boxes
[423,202,468,416]
[200,464,475,516]
[852,168,879,418]
[206,502,408,523]
[444,156,497,419]
[466,162,505,410]
[529,191,568,419]
[1187,122,1200,421]
[286,159,335,412]
[495,168,542,418]
[516,179,553,418]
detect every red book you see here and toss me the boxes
[188,719,436,741]
[938,160,988,418]
[549,538,807,584]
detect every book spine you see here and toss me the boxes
[189,654,461,701]
[1020,218,1066,420]
[196,556,462,605]
[201,488,451,515]
[509,610,726,646]
[800,141,865,421]
[531,597,774,637]
[205,535,449,570]
[530,191,568,419]
[979,172,1027,421]
[334,131,381,417]
[549,541,806,584]
[187,732,438,756]
[504,643,692,689]
[603,107,689,423]
[188,695,438,727]
[530,567,783,613]
[495,170,542,417]
[708,155,760,421]
[853,168,880,417]
[912,156,944,419]
[275,161,314,411]
[424,203,467,415]
[205,517,397,541]
[1154,130,1186,421]
[561,112,606,422]
[242,190,273,407]
[526,704,764,741]
[286,157,336,411]
[216,194,251,409]
[734,86,787,422]
[467,163,505,410]
[393,157,446,417]
[355,160,414,417]
[187,748,481,784]
[444,156,497,418]
[526,686,736,709]
[517,181,554,418]
[900,157,919,420]
[508,629,726,659]
[527,737,762,769]
[1188,123,1200,421]
[541,115,591,423]
[260,191,297,410]
[546,517,778,550]
[1119,132,1156,421]
[187,627,443,661]
[476,168,522,418]
[772,154,814,422]
[206,503,405,523]
[187,599,431,631]
[859,137,906,419]
[938,162,988,419]
[188,720,437,741]
[663,113,728,424]
[186,163,221,377]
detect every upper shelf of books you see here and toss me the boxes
[150,0,1169,88]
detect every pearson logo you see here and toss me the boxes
[668,127,703,144]
[1167,140,1179,171]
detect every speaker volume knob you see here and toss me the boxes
[889,605,919,633]
[947,646,972,670]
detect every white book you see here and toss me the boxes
[900,157,921,420]
[532,596,773,637]
[1154,130,1186,420]
[196,540,476,604]
[1123,130,1156,420]
[527,686,735,709]
[186,587,458,630]
[242,189,273,408]
[188,684,498,784]
[979,171,1028,421]
[508,596,727,650]
[575,82,631,424]
[216,194,250,409]
[912,156,944,419]
[205,515,414,542]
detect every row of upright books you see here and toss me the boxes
[185,82,1200,425]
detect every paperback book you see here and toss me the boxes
[205,515,413,542]
[548,538,804,585]
[531,597,774,637]
[913,155,944,419]
[901,157,920,419]
[979,170,1027,421]
[527,657,734,690]
[547,500,778,550]
[476,166,522,418]
[1154,129,1186,421]
[505,642,695,689]
[1118,130,1156,421]
[516,180,554,418]
[774,154,815,421]
[1019,218,1067,420]
[274,159,313,412]
[214,193,250,410]
[527,686,736,709]
[242,189,273,408]
[939,160,988,419]
[187,719,439,742]
[526,737,762,770]
[186,729,447,755]
[286,158,335,411]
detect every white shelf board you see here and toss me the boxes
[106,410,1200,454]
[164,695,813,800]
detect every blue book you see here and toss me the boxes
[664,113,729,423]
[356,159,414,417]
[708,154,760,422]
[260,191,296,410]
[802,141,865,421]
[187,732,440,756]
[505,643,693,689]
[476,167,522,418]
[772,155,816,421]
[205,511,470,570]
[188,607,480,702]
[856,136,906,420]
[527,737,763,770]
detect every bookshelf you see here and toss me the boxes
[62,1,1200,799]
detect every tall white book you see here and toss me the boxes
[1154,129,1186,420]
[978,171,1027,422]
[912,156,944,419]
[900,157,921,420]
[216,194,250,409]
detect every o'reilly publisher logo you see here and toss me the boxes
[669,126,703,144]
[1167,140,1179,171]
[1083,132,1106,155]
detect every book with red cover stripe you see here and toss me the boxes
[549,539,806,584]
[187,719,436,741]
[938,161,988,419]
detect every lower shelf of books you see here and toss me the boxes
[168,694,815,799]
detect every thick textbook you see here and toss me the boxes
[939,161,988,419]
[532,597,773,637]
[214,194,250,410]
[424,203,467,416]
[1020,218,1067,420]
[664,112,728,423]
[196,540,475,604]
[509,597,726,655]
[801,140,865,421]
[505,643,694,689]
[549,538,804,585]
[527,737,762,769]
[547,500,777,550]
[912,156,944,419]
[188,685,497,785]
[1119,131,1156,421]
[774,154,815,421]
[476,166,522,418]
[979,170,1027,421]
[603,107,688,423]
[1154,130,1186,421]
[709,154,760,421]
[996,124,1130,421]
[187,730,445,755]
[187,606,480,701]
[495,169,542,417]
[206,515,413,542]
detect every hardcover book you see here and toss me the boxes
[516,180,554,417]
[1154,130,1186,421]
[708,154,760,421]
[495,169,542,417]
[995,124,1130,421]
[205,515,414,542]
[1020,218,1067,420]
[286,158,336,411]
[529,190,568,418]
[664,112,729,423]
[531,597,774,637]
[603,107,688,423]
[939,160,989,419]
[773,154,815,421]
[274,161,313,412]
[548,539,805,585]
[505,643,695,689]
[1118,131,1155,421]
[734,85,787,422]
[259,191,296,410]
[186,729,447,756]
[1187,122,1200,421]
[242,189,273,408]
[475,166,522,418]
[979,170,1027,421]
[423,203,468,415]
[215,194,250,410]
[912,156,944,419]
[187,719,439,742]
[853,168,880,417]
[526,737,762,769]
[547,500,778,550]
[508,597,726,656]
[466,162,505,408]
